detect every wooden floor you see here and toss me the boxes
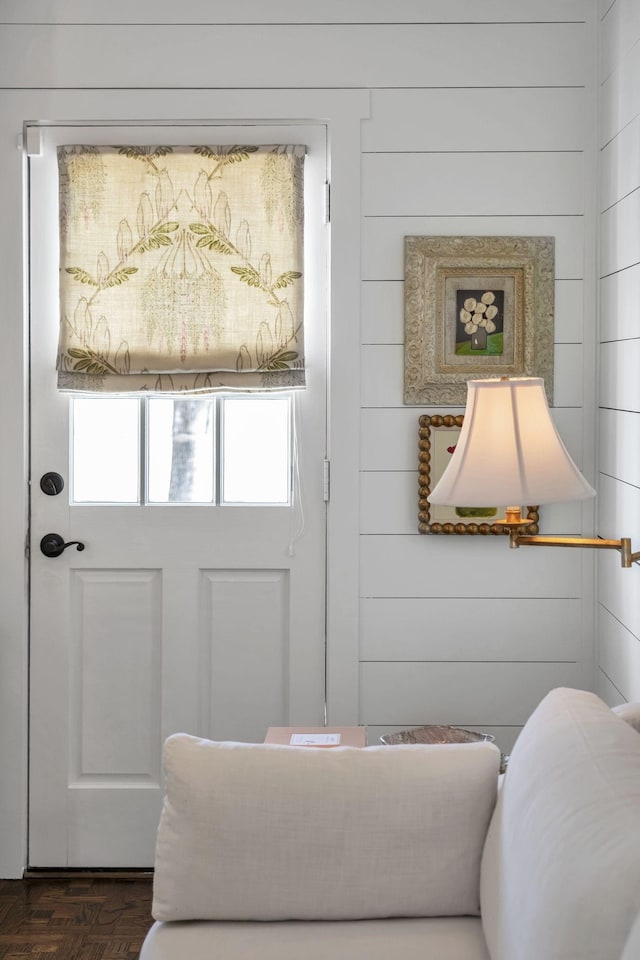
[0,877,153,959]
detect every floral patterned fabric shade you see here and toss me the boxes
[57,144,305,392]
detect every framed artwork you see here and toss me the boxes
[404,235,555,405]
[418,414,539,536]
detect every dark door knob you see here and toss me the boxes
[40,472,65,496]
[40,533,85,558]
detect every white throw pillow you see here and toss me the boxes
[480,687,640,960]
[612,701,640,734]
[153,736,500,922]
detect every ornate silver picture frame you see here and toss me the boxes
[404,236,555,405]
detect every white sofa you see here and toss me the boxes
[140,688,640,960]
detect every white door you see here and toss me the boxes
[29,124,328,867]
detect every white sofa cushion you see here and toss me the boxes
[612,701,640,734]
[152,735,500,922]
[140,917,491,960]
[480,687,640,960]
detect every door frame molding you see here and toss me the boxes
[0,87,369,877]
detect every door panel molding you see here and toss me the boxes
[200,568,290,742]
[69,568,162,784]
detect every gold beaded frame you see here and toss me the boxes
[418,414,539,536]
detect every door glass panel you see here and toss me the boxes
[147,398,215,504]
[221,396,291,505]
[71,398,140,503]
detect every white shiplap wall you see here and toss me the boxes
[597,0,640,704]
[0,0,598,875]
[359,7,597,753]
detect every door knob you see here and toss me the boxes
[40,533,85,558]
[40,472,65,496]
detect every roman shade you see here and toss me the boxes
[57,144,305,393]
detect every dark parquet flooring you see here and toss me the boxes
[0,878,153,959]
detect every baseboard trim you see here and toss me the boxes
[24,867,153,880]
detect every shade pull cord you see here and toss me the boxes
[288,393,305,557]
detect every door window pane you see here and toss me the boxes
[221,396,291,504]
[71,398,140,503]
[147,398,214,503]
[71,395,290,505]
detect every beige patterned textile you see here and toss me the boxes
[57,145,305,392]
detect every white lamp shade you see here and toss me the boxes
[428,378,595,507]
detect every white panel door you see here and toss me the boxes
[29,124,327,867]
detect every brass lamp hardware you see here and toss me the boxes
[428,378,640,569]
[495,508,640,569]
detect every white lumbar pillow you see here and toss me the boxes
[612,701,640,734]
[480,687,640,960]
[153,735,500,922]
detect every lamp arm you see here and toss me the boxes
[511,532,640,569]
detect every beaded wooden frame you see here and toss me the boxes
[418,414,540,536]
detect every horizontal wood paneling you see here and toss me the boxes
[600,113,640,211]
[599,408,640,483]
[600,263,640,342]
[554,343,584,406]
[363,216,585,281]
[358,344,400,407]
[360,408,434,471]
[599,339,640,411]
[598,473,640,543]
[363,153,584,217]
[598,604,640,700]
[594,666,625,706]
[600,190,640,276]
[537,501,589,534]
[598,0,640,720]
[361,534,583,599]
[362,279,584,345]
[600,0,640,85]
[362,282,404,344]
[364,88,587,153]
[600,45,640,147]
[361,343,584,408]
[360,471,583,535]
[360,406,587,471]
[0,87,369,126]
[0,24,587,89]
[360,472,418,535]
[0,0,589,25]
[596,590,640,689]
[554,280,586,343]
[597,478,640,640]
[360,661,581,725]
[360,597,581,660]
